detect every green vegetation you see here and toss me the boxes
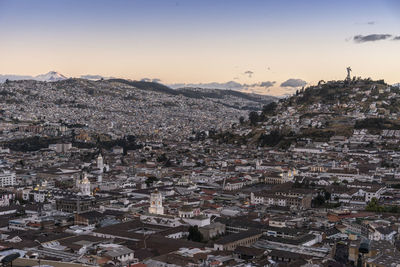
[312,190,335,208]
[355,118,400,130]
[365,197,400,213]
[247,102,278,125]
[94,135,142,153]
[1,133,141,152]
[258,130,285,147]
[2,136,61,151]
[188,225,203,242]
[145,176,158,187]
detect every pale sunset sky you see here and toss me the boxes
[0,0,399,95]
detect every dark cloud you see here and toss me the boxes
[259,81,276,88]
[169,80,277,92]
[355,21,376,26]
[169,81,244,90]
[244,70,254,78]
[141,78,161,83]
[80,75,106,80]
[393,36,400,41]
[353,34,392,43]
[169,80,277,91]
[280,79,307,88]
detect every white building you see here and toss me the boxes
[97,154,104,172]
[0,170,16,187]
[369,227,397,242]
[77,173,91,196]
[148,190,164,215]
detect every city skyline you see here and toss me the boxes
[1,0,399,95]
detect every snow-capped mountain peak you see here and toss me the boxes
[34,71,67,82]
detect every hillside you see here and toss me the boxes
[211,78,400,148]
[108,79,275,108]
[0,78,275,141]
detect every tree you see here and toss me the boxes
[258,130,283,147]
[145,176,158,187]
[188,226,203,242]
[324,191,331,201]
[365,197,383,212]
[262,102,277,115]
[249,111,259,126]
[157,153,167,163]
[312,194,326,207]
[164,159,172,167]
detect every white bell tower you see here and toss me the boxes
[148,190,164,215]
[97,154,104,172]
[79,173,91,196]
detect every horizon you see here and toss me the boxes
[0,69,397,97]
[1,0,399,95]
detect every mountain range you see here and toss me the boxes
[0,71,113,83]
[0,72,276,98]
[0,71,67,83]
[2,71,398,94]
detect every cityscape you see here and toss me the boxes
[1,1,400,267]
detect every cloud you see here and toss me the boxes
[353,34,392,43]
[280,79,307,88]
[0,74,33,82]
[393,36,400,41]
[80,75,107,80]
[141,78,161,83]
[169,80,279,95]
[244,70,254,78]
[259,81,276,88]
[355,21,376,26]
[169,81,244,90]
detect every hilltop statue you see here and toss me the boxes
[346,67,352,81]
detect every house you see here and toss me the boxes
[103,245,136,264]
[74,211,106,226]
[369,227,397,242]
[199,222,225,241]
[214,229,262,251]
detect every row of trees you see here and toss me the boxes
[365,197,400,213]
[355,118,400,130]
[247,102,278,126]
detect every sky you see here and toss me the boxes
[0,0,399,95]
